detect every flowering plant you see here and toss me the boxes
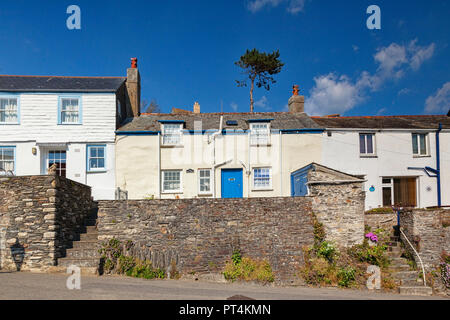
[365,232,378,243]
[440,262,450,288]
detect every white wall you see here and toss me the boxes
[320,130,449,209]
[0,93,117,200]
[115,130,323,199]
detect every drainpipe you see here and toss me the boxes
[210,116,223,198]
[158,132,161,199]
[436,123,442,207]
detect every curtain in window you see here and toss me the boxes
[0,147,14,173]
[0,98,18,123]
[163,171,181,191]
[199,170,211,192]
[61,99,79,123]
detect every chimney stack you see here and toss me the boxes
[126,58,141,117]
[288,85,305,113]
[193,102,201,114]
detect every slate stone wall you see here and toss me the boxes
[308,169,366,247]
[0,175,92,272]
[365,212,398,232]
[98,197,315,282]
[400,209,450,270]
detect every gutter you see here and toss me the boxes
[436,123,442,207]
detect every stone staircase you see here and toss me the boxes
[56,207,102,274]
[386,234,432,296]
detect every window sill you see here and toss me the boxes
[161,144,184,148]
[58,123,82,126]
[250,144,271,147]
[360,155,378,158]
[252,188,274,192]
[87,170,107,174]
[0,123,20,125]
[198,193,213,197]
[161,191,183,194]
[413,155,431,158]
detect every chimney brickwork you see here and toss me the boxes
[193,102,201,114]
[126,58,141,118]
[288,85,305,113]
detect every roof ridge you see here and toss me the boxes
[141,111,295,116]
[312,114,446,119]
[0,75,125,79]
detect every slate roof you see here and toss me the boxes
[117,112,322,132]
[312,115,450,130]
[0,75,126,92]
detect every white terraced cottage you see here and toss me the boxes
[0,59,140,200]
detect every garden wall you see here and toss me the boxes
[400,209,450,270]
[0,174,93,272]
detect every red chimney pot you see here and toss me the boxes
[293,85,299,96]
[131,58,138,69]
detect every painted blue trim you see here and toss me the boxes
[86,144,107,173]
[280,129,325,134]
[0,94,20,125]
[157,120,185,124]
[58,95,82,125]
[436,123,442,207]
[0,91,118,95]
[247,119,274,123]
[0,145,16,175]
[116,131,160,135]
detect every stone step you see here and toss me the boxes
[393,271,420,281]
[388,265,411,272]
[72,240,100,250]
[47,266,99,275]
[399,286,433,296]
[401,278,425,287]
[390,236,400,242]
[65,249,102,259]
[387,241,398,247]
[78,225,97,234]
[80,232,99,241]
[58,257,100,268]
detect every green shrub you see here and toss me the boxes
[99,238,165,280]
[223,253,274,283]
[349,240,389,268]
[337,267,356,287]
[317,241,338,263]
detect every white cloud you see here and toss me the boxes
[398,88,411,96]
[230,102,238,112]
[306,40,435,116]
[352,45,359,52]
[254,95,271,110]
[305,73,362,116]
[408,40,435,71]
[247,0,306,14]
[425,82,450,113]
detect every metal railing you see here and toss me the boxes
[399,227,427,287]
[115,187,128,200]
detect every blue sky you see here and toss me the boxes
[0,0,448,116]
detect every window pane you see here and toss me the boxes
[0,98,18,123]
[366,135,373,154]
[359,135,366,154]
[97,147,104,158]
[61,99,79,123]
[419,134,426,155]
[412,134,418,154]
[199,170,211,192]
[163,171,181,191]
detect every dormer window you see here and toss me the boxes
[250,122,270,146]
[162,123,183,145]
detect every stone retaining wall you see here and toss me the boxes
[400,209,450,270]
[98,197,315,282]
[365,212,398,232]
[0,174,93,272]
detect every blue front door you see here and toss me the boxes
[221,169,243,198]
[291,168,309,197]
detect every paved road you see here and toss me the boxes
[0,271,446,300]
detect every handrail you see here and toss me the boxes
[399,227,427,287]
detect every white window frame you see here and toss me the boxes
[58,96,81,125]
[198,168,212,195]
[162,123,183,146]
[0,146,16,175]
[412,133,429,157]
[0,96,19,124]
[250,123,270,146]
[252,167,272,190]
[161,170,183,193]
[87,145,106,172]
[359,133,376,156]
